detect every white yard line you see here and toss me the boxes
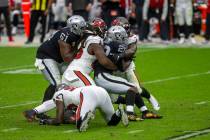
[63,129,78,133]
[0,65,34,72]
[0,101,40,109]
[139,48,165,53]
[128,129,144,134]
[195,101,210,105]
[2,68,40,74]
[169,128,210,140]
[143,71,210,85]
[1,128,21,132]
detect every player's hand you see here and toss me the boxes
[40,118,60,126]
[112,53,125,64]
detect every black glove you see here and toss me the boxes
[39,119,49,125]
[112,53,125,64]
[39,118,60,126]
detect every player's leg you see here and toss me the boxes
[185,2,195,44]
[23,99,54,121]
[95,73,139,121]
[23,59,62,121]
[116,62,159,110]
[40,59,63,101]
[75,90,96,132]
[93,87,128,126]
[176,4,185,44]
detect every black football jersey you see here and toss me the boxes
[94,41,128,76]
[36,27,81,63]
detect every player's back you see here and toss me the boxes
[36,27,80,63]
[67,35,103,74]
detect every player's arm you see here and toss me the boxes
[112,43,137,65]
[90,43,117,70]
[44,100,64,125]
[124,43,137,59]
[58,40,75,63]
[126,69,143,93]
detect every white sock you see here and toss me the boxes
[149,95,160,111]
[115,109,121,117]
[34,100,56,114]
[126,105,134,113]
[140,106,148,112]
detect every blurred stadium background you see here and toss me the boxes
[0,0,210,46]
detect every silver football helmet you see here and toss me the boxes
[106,26,128,44]
[67,15,87,36]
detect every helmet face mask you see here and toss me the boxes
[106,26,128,44]
[87,18,107,37]
[67,15,87,36]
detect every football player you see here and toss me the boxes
[23,18,118,121]
[39,85,129,132]
[111,17,160,115]
[94,25,161,121]
[94,25,140,121]
[23,15,87,120]
[61,17,117,87]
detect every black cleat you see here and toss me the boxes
[23,109,36,122]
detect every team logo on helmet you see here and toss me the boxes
[67,15,87,36]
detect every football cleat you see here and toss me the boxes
[23,109,36,122]
[118,104,129,127]
[142,111,162,119]
[127,112,143,121]
[79,111,95,132]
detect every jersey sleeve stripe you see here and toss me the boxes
[74,71,92,86]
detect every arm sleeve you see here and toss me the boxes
[143,0,150,20]
[161,0,168,20]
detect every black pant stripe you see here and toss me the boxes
[101,73,134,88]
[42,61,57,86]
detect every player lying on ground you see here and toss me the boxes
[23,18,118,121]
[39,85,129,132]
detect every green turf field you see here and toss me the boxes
[0,46,210,140]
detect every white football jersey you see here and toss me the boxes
[67,35,103,74]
